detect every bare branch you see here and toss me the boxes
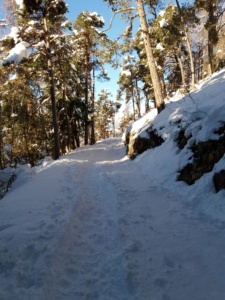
[102,7,138,33]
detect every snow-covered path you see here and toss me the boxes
[1,138,225,300]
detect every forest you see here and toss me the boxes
[0,0,224,167]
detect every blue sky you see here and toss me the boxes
[65,0,133,101]
[66,0,132,39]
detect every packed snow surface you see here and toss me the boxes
[1,137,225,300]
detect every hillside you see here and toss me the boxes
[1,71,225,299]
[124,69,225,218]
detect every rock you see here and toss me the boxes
[178,137,225,185]
[177,129,190,149]
[127,129,164,158]
[129,153,138,160]
[213,170,225,192]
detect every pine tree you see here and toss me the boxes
[73,11,112,145]
[104,0,165,113]
[95,89,121,139]
[10,0,69,159]
[195,0,225,75]
[118,55,142,119]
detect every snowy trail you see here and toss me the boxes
[45,161,127,299]
[1,138,225,299]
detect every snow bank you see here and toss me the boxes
[133,70,225,220]
[123,108,157,143]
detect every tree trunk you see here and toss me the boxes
[63,87,72,152]
[131,87,136,121]
[185,32,195,86]
[58,57,72,153]
[177,52,186,86]
[47,59,60,159]
[136,0,165,113]
[44,18,60,160]
[145,94,150,113]
[207,40,213,75]
[84,75,89,145]
[175,0,195,87]
[90,65,95,145]
[84,34,90,145]
[207,1,219,76]
[72,120,80,148]
[160,74,166,98]
[135,78,141,117]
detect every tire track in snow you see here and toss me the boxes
[43,146,131,300]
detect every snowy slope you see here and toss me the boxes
[1,71,225,299]
[128,70,225,219]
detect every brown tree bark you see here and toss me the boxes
[136,0,165,113]
[175,0,195,87]
[44,18,60,160]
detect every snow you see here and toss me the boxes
[158,10,166,17]
[120,69,131,77]
[15,0,24,10]
[1,71,225,299]
[156,43,164,51]
[35,41,46,48]
[9,73,17,81]
[8,26,20,43]
[159,18,168,28]
[89,12,105,24]
[126,108,158,140]
[4,144,12,152]
[28,20,38,26]
[61,20,70,27]
[4,41,30,65]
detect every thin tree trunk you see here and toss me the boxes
[207,30,214,75]
[135,78,141,117]
[131,87,136,121]
[177,53,186,86]
[207,2,217,76]
[185,33,195,86]
[90,65,95,145]
[175,0,195,87]
[84,75,89,145]
[144,93,150,113]
[84,34,90,145]
[23,105,31,164]
[73,121,80,148]
[44,18,60,160]
[160,74,166,98]
[63,89,72,152]
[58,58,72,152]
[136,0,165,113]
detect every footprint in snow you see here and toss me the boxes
[163,255,176,269]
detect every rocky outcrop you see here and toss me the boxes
[177,129,191,149]
[178,136,225,185]
[127,128,164,159]
[213,170,225,192]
